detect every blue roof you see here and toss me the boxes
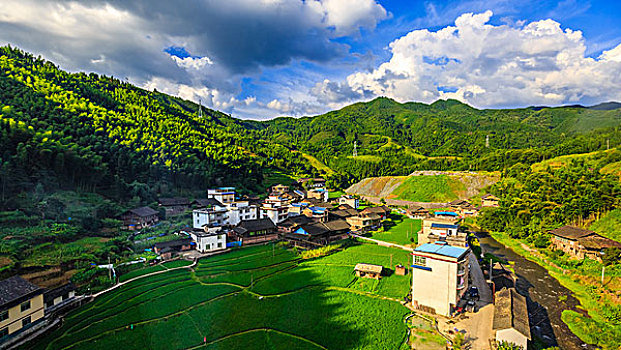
[309,206,327,212]
[435,211,458,216]
[431,223,459,229]
[415,243,468,259]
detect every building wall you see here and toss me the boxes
[551,236,584,259]
[496,328,528,349]
[412,254,468,317]
[0,294,44,336]
[482,199,499,207]
[192,233,227,253]
[339,197,359,209]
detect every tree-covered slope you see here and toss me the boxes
[0,46,312,208]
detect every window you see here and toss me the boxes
[22,316,31,328]
[218,242,223,248]
[0,327,8,338]
[20,301,30,312]
[0,310,8,322]
[414,256,427,266]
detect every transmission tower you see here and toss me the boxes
[198,98,203,118]
[353,141,358,157]
[485,134,490,148]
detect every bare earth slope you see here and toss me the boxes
[346,172,499,203]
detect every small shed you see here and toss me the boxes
[394,264,407,276]
[354,263,383,279]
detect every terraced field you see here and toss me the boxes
[30,243,417,350]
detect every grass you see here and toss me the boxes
[298,152,335,175]
[490,231,621,349]
[31,243,415,350]
[369,214,421,246]
[348,155,383,163]
[589,209,621,243]
[328,190,344,199]
[391,175,464,202]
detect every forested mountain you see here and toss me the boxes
[1,45,620,209]
[0,46,312,209]
[252,96,621,186]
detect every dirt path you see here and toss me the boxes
[350,233,414,252]
[356,195,448,208]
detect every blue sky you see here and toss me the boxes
[0,0,620,119]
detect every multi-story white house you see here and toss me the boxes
[259,196,290,224]
[193,201,228,229]
[188,227,227,253]
[207,187,236,205]
[411,242,470,316]
[226,200,258,226]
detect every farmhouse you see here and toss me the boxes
[285,219,350,248]
[493,287,531,349]
[157,197,190,217]
[307,188,329,202]
[277,215,312,234]
[549,225,621,261]
[411,242,470,316]
[120,206,159,230]
[434,211,459,219]
[407,206,430,219]
[354,263,383,279]
[346,213,381,232]
[329,208,359,221]
[188,228,227,253]
[153,239,193,260]
[0,276,45,341]
[287,202,309,217]
[449,200,478,217]
[360,206,391,220]
[338,195,359,209]
[481,193,500,207]
[232,218,278,244]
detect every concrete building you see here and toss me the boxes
[493,287,531,349]
[411,242,470,316]
[188,227,227,253]
[260,196,290,224]
[193,201,228,229]
[225,200,258,226]
[207,187,236,205]
[338,195,359,209]
[0,276,45,340]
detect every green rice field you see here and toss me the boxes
[29,242,417,350]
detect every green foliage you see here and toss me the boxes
[299,243,341,259]
[590,209,621,243]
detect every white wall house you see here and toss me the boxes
[189,228,227,253]
[226,201,258,226]
[411,242,470,316]
[193,205,228,229]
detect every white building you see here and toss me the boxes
[226,200,258,226]
[338,195,359,209]
[207,187,236,205]
[188,227,227,253]
[193,201,228,229]
[259,196,290,224]
[307,188,329,202]
[411,242,470,316]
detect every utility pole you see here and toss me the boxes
[489,258,493,283]
[607,139,610,150]
[353,140,358,157]
[602,265,605,284]
[198,98,203,118]
[108,256,112,281]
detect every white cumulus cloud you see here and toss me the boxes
[341,10,621,107]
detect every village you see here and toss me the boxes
[2,179,620,350]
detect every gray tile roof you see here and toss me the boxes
[0,276,42,308]
[493,287,531,339]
